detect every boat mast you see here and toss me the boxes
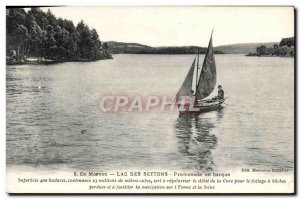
[195,48,200,91]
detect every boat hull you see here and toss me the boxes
[178,98,226,115]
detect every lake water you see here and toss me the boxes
[6,54,294,172]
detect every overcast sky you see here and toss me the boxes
[40,6,294,47]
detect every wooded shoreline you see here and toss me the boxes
[6,55,113,66]
[6,8,113,65]
[245,37,294,57]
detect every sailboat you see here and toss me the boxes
[176,31,226,114]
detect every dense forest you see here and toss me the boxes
[247,37,294,57]
[6,7,112,64]
[106,41,224,54]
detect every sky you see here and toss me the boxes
[40,6,294,47]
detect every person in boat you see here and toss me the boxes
[213,85,224,100]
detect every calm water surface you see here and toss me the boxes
[6,54,294,171]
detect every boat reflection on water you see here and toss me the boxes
[175,108,224,171]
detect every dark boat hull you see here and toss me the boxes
[178,98,226,115]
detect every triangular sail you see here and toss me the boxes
[176,58,196,100]
[196,32,216,100]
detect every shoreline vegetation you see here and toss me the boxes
[6,8,112,65]
[106,41,224,55]
[246,37,294,57]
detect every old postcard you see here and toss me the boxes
[6,6,295,194]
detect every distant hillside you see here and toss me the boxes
[214,42,278,54]
[105,41,280,55]
[106,41,153,54]
[105,41,223,54]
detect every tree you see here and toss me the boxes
[46,9,58,27]
[279,37,294,47]
[102,42,108,51]
[15,25,29,56]
[256,45,267,55]
[76,20,91,59]
[6,8,27,55]
[7,7,111,62]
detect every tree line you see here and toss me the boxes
[6,7,112,63]
[107,42,224,54]
[247,37,294,57]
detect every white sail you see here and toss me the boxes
[176,58,196,100]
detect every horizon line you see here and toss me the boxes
[104,40,287,48]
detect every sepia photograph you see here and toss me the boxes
[5,6,295,194]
